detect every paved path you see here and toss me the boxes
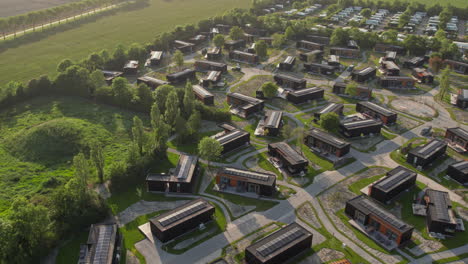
[409,244,468,264]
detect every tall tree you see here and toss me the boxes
[173,50,184,68]
[438,67,451,101]
[183,81,195,117]
[150,102,161,129]
[112,77,132,107]
[272,33,285,48]
[154,84,173,113]
[198,137,222,167]
[261,82,278,98]
[254,40,268,58]
[320,112,340,132]
[73,152,90,197]
[165,90,180,127]
[57,59,73,72]
[285,26,295,40]
[90,141,105,183]
[89,70,105,93]
[132,116,145,155]
[229,26,244,40]
[213,34,225,48]
[135,83,153,112]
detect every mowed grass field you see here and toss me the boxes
[0,0,251,85]
[0,0,80,17]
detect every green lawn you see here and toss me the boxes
[167,130,222,155]
[0,0,251,84]
[56,231,89,264]
[348,173,386,195]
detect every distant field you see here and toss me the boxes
[0,0,80,17]
[0,0,251,85]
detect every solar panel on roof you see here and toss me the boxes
[361,198,407,230]
[158,201,207,227]
[429,191,451,222]
[375,169,411,191]
[257,227,304,257]
[343,119,380,129]
[265,111,282,127]
[223,168,272,182]
[216,130,245,144]
[92,225,114,264]
[319,103,338,114]
[417,140,443,155]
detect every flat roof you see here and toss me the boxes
[348,195,413,233]
[174,40,195,46]
[231,50,257,57]
[341,118,382,130]
[204,71,221,81]
[409,139,447,159]
[151,199,214,230]
[449,160,468,174]
[269,142,307,166]
[264,110,283,129]
[298,40,323,46]
[447,127,468,141]
[213,129,249,146]
[138,76,169,86]
[146,155,198,183]
[290,87,323,96]
[274,73,306,83]
[318,103,343,114]
[306,63,334,70]
[124,60,139,69]
[355,66,376,75]
[207,47,221,54]
[445,59,468,67]
[79,224,117,264]
[150,51,163,60]
[385,51,397,59]
[425,189,456,224]
[380,76,414,81]
[306,127,350,149]
[195,60,227,68]
[407,57,424,64]
[228,92,264,106]
[218,122,236,131]
[218,167,276,186]
[246,223,312,262]
[192,85,214,98]
[283,56,295,64]
[331,47,359,52]
[373,166,416,193]
[358,101,396,117]
[382,61,400,70]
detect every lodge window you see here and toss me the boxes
[355,211,366,224]
[386,229,398,241]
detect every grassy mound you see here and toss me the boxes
[6,117,111,163]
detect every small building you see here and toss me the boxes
[351,67,376,82]
[347,40,359,50]
[423,189,457,235]
[381,61,400,76]
[383,51,397,62]
[278,56,296,71]
[137,76,169,90]
[379,76,415,89]
[200,70,222,87]
[224,39,246,51]
[314,103,343,121]
[123,60,139,75]
[306,35,330,44]
[304,127,351,157]
[332,82,372,99]
[447,161,468,185]
[174,40,195,53]
[412,68,434,84]
[212,123,250,154]
[286,87,324,104]
[327,55,340,68]
[268,142,308,175]
[243,33,256,43]
[374,43,405,55]
[78,224,118,264]
[247,43,256,54]
[166,69,196,84]
[216,167,276,196]
[192,85,215,105]
[345,195,414,247]
[206,47,222,60]
[227,92,264,117]
[339,119,382,138]
[274,74,306,90]
[455,89,468,109]
[356,101,397,125]
[229,50,259,64]
[299,50,324,62]
[444,60,468,75]
[304,63,335,75]
[296,40,324,51]
[330,47,360,58]
[245,222,313,264]
[189,34,206,45]
[149,51,164,66]
[258,110,283,137]
[445,127,468,152]
[407,139,447,168]
[146,154,199,193]
[368,166,417,204]
[403,57,425,69]
[102,71,123,85]
[150,198,215,242]
[194,60,228,73]
[258,37,273,45]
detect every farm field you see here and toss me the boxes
[0,0,251,85]
[0,0,80,17]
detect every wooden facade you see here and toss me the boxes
[216,167,276,196]
[356,101,397,125]
[407,139,447,168]
[274,74,306,90]
[304,128,351,157]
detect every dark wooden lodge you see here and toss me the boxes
[412,68,434,84]
[339,119,383,138]
[200,70,222,87]
[247,43,256,54]
[224,39,246,51]
[189,34,206,45]
[445,127,468,152]
[327,55,340,68]
[455,89,468,109]
[379,76,415,89]
[330,47,360,58]
[345,195,414,246]
[407,139,447,168]
[273,74,306,90]
[245,222,313,264]
[296,40,324,51]
[423,189,457,235]
[351,67,376,82]
[166,69,196,84]
[314,103,343,121]
[381,61,400,76]
[102,71,123,85]
[299,50,324,63]
[137,76,169,89]
[278,56,296,71]
[304,128,351,158]
[356,101,397,125]
[78,224,118,264]
[212,123,250,154]
[444,60,468,75]
[403,57,425,69]
[206,47,222,60]
[368,166,417,204]
[216,167,276,196]
[286,87,324,104]
[306,35,330,45]
[192,85,215,105]
[347,40,359,49]
[150,199,215,242]
[123,60,139,75]
[374,43,405,55]
[304,63,335,75]
[227,92,264,117]
[194,60,227,73]
[258,37,273,45]
[149,51,164,66]
[260,110,283,137]
[229,50,259,64]
[332,81,372,99]
[268,142,308,175]
[174,40,195,53]
[383,51,397,62]
[146,154,199,193]
[447,161,468,185]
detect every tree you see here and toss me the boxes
[165,90,180,127]
[0,18,8,40]
[198,137,222,166]
[112,77,132,107]
[281,124,293,139]
[403,35,427,56]
[345,82,359,97]
[438,67,450,100]
[398,10,410,27]
[183,81,195,117]
[135,83,153,112]
[173,50,184,68]
[254,40,268,58]
[152,119,170,157]
[360,8,372,18]
[154,84,173,113]
[84,52,103,72]
[285,26,295,40]
[90,142,105,183]
[89,70,105,93]
[330,28,349,46]
[229,26,244,40]
[132,116,145,155]
[111,44,127,69]
[187,111,201,135]
[73,152,90,196]
[213,34,225,48]
[57,59,73,72]
[319,112,340,132]
[261,82,278,98]
[429,53,444,73]
[150,102,161,129]
[271,33,285,49]
[54,65,91,97]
